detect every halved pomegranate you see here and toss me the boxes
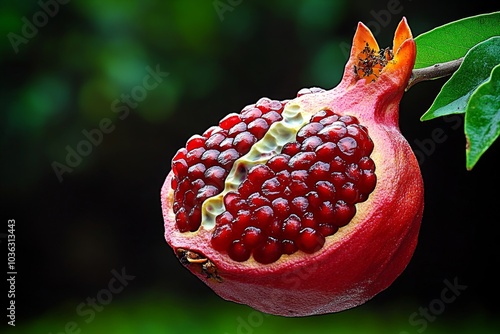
[161,18,424,316]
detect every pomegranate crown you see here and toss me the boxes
[342,17,416,91]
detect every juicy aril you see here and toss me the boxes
[161,18,424,316]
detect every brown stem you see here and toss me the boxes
[406,57,464,91]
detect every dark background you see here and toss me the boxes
[1,1,499,333]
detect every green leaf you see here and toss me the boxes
[414,12,500,69]
[420,37,500,121]
[465,64,500,170]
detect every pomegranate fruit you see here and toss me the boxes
[161,18,424,316]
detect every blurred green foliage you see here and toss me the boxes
[4,291,500,334]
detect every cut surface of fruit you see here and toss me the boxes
[209,109,376,263]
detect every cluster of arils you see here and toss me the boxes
[210,109,377,264]
[170,98,289,232]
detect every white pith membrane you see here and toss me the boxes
[201,103,306,229]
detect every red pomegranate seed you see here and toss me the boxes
[216,211,234,226]
[301,212,318,229]
[308,161,330,183]
[241,107,262,122]
[202,125,223,138]
[219,137,234,150]
[309,108,334,122]
[238,179,255,198]
[172,147,187,161]
[184,190,196,207]
[282,215,302,240]
[319,115,340,125]
[185,147,205,164]
[228,240,251,262]
[196,185,219,203]
[358,156,375,170]
[346,163,362,182]
[252,237,282,264]
[187,163,206,180]
[268,100,284,111]
[338,137,358,158]
[272,198,290,219]
[315,142,337,163]
[253,205,274,227]
[205,132,226,149]
[232,210,252,235]
[296,87,325,97]
[318,223,338,237]
[201,149,220,167]
[315,180,336,200]
[247,165,274,187]
[186,134,206,151]
[282,142,301,156]
[281,239,298,255]
[218,148,240,168]
[172,159,188,178]
[267,154,290,172]
[289,179,308,197]
[247,118,269,138]
[330,156,346,172]
[288,152,316,170]
[301,135,323,152]
[318,122,347,142]
[233,132,257,153]
[204,166,227,189]
[297,123,324,142]
[224,192,246,215]
[241,226,264,249]
[211,224,233,251]
[261,177,283,198]
[255,97,272,112]
[333,201,356,227]
[290,196,309,215]
[306,191,322,210]
[247,192,271,208]
[219,113,241,130]
[261,111,282,125]
[340,182,359,204]
[296,228,325,254]
[316,201,336,223]
[175,207,189,232]
[188,206,201,231]
[358,170,377,194]
[276,170,291,184]
[228,122,247,137]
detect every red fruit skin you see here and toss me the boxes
[161,18,424,316]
